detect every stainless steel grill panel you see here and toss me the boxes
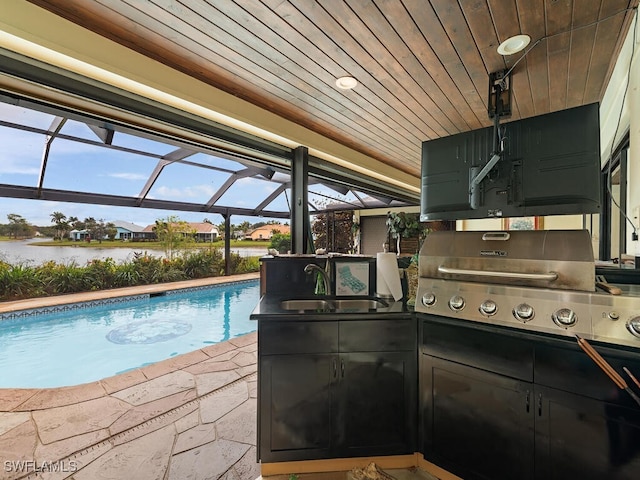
[416,230,640,349]
[418,230,595,291]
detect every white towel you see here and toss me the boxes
[376,252,403,301]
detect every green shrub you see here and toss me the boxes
[179,247,224,278]
[114,262,141,287]
[39,261,90,295]
[269,233,291,254]
[156,267,187,283]
[0,248,258,301]
[232,255,260,274]
[85,258,117,290]
[0,262,44,300]
[131,253,165,285]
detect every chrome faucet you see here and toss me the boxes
[304,263,331,296]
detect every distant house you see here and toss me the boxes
[69,229,111,242]
[113,221,148,241]
[246,224,290,241]
[142,225,157,240]
[189,222,219,242]
[142,222,220,242]
[69,229,90,241]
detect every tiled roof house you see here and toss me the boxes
[246,224,290,241]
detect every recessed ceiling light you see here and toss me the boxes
[335,76,358,90]
[497,34,531,56]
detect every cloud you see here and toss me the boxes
[153,184,217,199]
[0,130,42,175]
[235,177,279,194]
[0,165,40,175]
[236,177,268,187]
[0,128,103,176]
[108,172,149,181]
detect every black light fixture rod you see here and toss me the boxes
[492,82,501,154]
[504,38,543,78]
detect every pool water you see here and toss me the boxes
[0,280,259,388]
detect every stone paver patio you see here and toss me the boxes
[0,274,260,480]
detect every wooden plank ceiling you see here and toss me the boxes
[27,0,638,180]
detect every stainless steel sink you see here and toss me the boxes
[279,299,334,311]
[279,297,388,312]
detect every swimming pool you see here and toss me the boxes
[0,280,259,388]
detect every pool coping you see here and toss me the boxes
[0,274,259,322]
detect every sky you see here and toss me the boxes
[0,102,353,228]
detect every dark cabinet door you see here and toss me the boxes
[338,351,417,457]
[259,354,336,462]
[535,385,640,480]
[258,318,417,462]
[422,355,535,480]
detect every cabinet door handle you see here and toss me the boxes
[538,393,542,417]
[333,359,337,378]
[341,359,345,378]
[525,390,530,413]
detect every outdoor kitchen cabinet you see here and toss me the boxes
[534,385,640,480]
[420,317,640,480]
[258,316,417,463]
[534,343,640,479]
[420,318,536,480]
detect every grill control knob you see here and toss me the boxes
[421,292,437,307]
[626,316,640,338]
[479,300,498,316]
[449,295,465,311]
[552,308,578,328]
[513,303,534,322]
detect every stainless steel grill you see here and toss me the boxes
[415,230,640,349]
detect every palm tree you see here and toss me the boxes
[68,216,80,230]
[50,211,68,241]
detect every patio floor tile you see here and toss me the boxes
[73,423,176,480]
[18,382,107,411]
[199,381,249,425]
[0,332,259,480]
[194,370,242,397]
[108,389,197,437]
[0,389,39,411]
[168,438,250,480]
[111,370,195,405]
[33,396,130,444]
[173,423,218,454]
[99,369,148,394]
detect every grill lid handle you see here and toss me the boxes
[482,232,511,241]
[437,266,558,282]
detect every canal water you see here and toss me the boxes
[0,239,268,265]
